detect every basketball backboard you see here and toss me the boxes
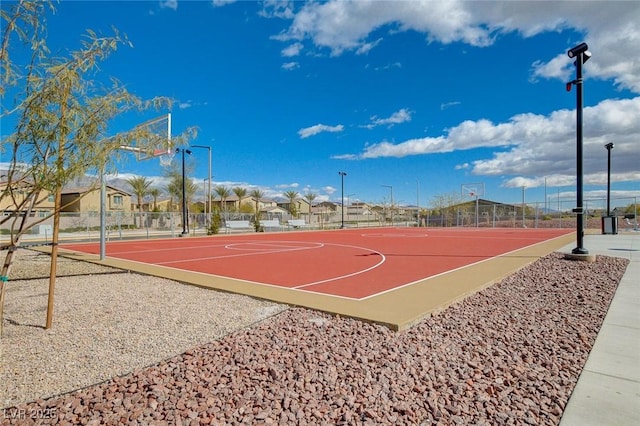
[461,182,485,198]
[118,113,172,166]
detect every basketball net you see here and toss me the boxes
[159,150,175,167]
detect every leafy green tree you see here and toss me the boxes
[208,209,222,235]
[127,176,152,227]
[232,186,247,212]
[0,0,194,334]
[431,191,464,227]
[284,190,299,217]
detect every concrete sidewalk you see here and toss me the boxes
[559,231,640,425]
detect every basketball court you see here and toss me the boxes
[59,227,575,329]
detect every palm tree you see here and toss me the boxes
[249,188,264,222]
[232,186,247,212]
[149,188,161,211]
[304,192,317,223]
[284,190,299,217]
[126,176,152,228]
[164,170,197,214]
[214,185,231,212]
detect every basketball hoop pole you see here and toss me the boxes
[469,192,479,228]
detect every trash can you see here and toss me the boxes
[601,216,618,235]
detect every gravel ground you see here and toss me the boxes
[0,249,629,425]
[0,250,287,411]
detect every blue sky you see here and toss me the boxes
[3,0,640,208]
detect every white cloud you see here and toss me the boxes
[259,0,295,19]
[275,182,299,189]
[440,101,461,110]
[362,108,411,129]
[280,0,495,57]
[212,0,236,7]
[335,96,640,184]
[370,62,401,71]
[160,0,178,10]
[298,123,344,139]
[274,0,640,93]
[281,61,299,71]
[282,42,303,57]
[323,186,336,195]
[355,38,382,55]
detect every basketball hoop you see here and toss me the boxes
[159,149,175,167]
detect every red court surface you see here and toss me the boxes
[62,227,573,300]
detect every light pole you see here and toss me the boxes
[521,186,526,228]
[177,148,191,236]
[567,42,592,255]
[605,143,614,216]
[381,185,393,225]
[416,179,420,227]
[339,171,347,228]
[191,145,212,222]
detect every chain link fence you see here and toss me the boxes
[2,196,637,243]
[424,196,638,230]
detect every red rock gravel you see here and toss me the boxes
[1,253,628,425]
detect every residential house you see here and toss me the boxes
[277,198,311,217]
[212,194,244,212]
[0,180,55,219]
[61,185,132,214]
[347,202,375,216]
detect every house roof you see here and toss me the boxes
[61,185,131,196]
[262,206,288,214]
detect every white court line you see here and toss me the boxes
[155,241,325,265]
[103,240,241,256]
[102,240,316,257]
[154,240,387,291]
[293,243,386,289]
[357,232,574,301]
[224,242,322,252]
[148,263,366,301]
[361,233,429,238]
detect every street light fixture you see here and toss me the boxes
[416,179,420,227]
[177,148,192,236]
[605,142,614,216]
[566,42,592,255]
[339,171,347,228]
[521,186,527,228]
[191,145,212,222]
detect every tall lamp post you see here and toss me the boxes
[339,171,347,228]
[521,186,527,228]
[191,145,212,222]
[416,179,420,227]
[567,42,592,255]
[605,143,614,216]
[381,185,393,225]
[177,148,192,236]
